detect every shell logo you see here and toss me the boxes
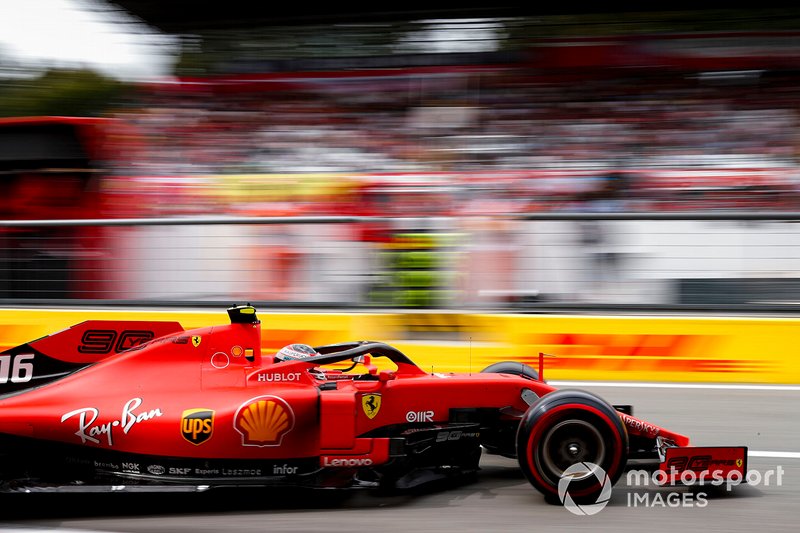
[234,395,295,447]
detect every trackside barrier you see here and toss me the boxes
[1,309,799,384]
[7,213,800,311]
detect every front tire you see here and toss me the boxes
[481,361,539,381]
[516,389,627,504]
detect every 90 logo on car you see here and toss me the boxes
[0,354,34,384]
[666,455,739,472]
[78,330,155,354]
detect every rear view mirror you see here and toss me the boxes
[379,370,396,382]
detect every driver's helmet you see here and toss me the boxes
[275,343,318,362]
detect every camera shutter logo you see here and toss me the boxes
[557,462,612,516]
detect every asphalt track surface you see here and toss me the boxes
[2,384,799,533]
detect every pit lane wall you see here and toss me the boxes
[1,309,799,384]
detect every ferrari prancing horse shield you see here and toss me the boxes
[362,393,381,419]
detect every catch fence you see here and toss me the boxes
[2,212,800,312]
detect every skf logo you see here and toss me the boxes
[234,395,294,447]
[181,409,214,445]
[192,336,202,348]
[362,393,381,419]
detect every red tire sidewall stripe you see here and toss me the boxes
[524,403,624,497]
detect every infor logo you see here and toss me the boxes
[558,462,612,516]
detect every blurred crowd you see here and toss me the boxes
[7,23,800,306]
[103,69,800,217]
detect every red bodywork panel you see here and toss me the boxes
[30,320,184,364]
[0,307,739,485]
[0,315,552,464]
[659,446,748,484]
[619,412,690,447]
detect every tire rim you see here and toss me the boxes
[538,418,606,483]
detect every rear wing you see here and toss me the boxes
[24,320,183,363]
[0,320,183,395]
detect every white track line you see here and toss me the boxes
[749,451,800,460]
[544,382,800,460]
[548,381,800,391]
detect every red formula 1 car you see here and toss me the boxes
[0,305,746,501]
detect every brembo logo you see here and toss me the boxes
[234,395,295,447]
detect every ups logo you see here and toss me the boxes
[181,409,214,445]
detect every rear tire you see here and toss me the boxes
[481,361,539,381]
[516,389,627,504]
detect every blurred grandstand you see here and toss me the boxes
[91,6,800,217]
[4,5,800,309]
[113,65,800,216]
